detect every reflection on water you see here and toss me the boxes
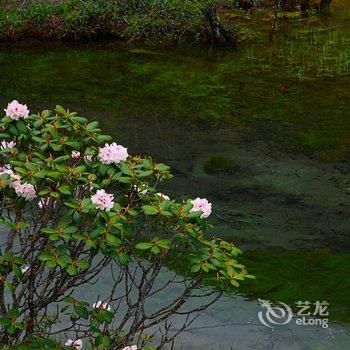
[0,3,349,347]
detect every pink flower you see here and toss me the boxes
[0,140,16,150]
[85,154,93,161]
[121,346,138,350]
[0,164,11,171]
[190,197,212,219]
[4,100,29,120]
[156,192,170,200]
[38,196,52,209]
[91,189,114,211]
[21,265,30,274]
[0,167,21,187]
[98,143,128,165]
[71,150,81,159]
[64,339,83,350]
[93,300,111,311]
[14,182,36,201]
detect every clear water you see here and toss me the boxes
[0,3,349,348]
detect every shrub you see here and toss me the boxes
[0,101,251,349]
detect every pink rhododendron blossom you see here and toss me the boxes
[64,339,83,350]
[38,196,52,209]
[4,100,29,120]
[21,265,30,274]
[0,164,12,171]
[98,143,128,164]
[71,150,81,159]
[85,154,93,161]
[14,182,36,201]
[0,168,21,187]
[156,192,170,200]
[190,197,212,219]
[121,346,138,350]
[91,190,114,211]
[93,300,111,311]
[0,140,16,150]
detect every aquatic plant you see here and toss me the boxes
[203,156,235,175]
[0,102,250,349]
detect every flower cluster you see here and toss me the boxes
[64,339,83,350]
[98,142,128,164]
[71,150,81,159]
[91,189,114,211]
[0,164,36,201]
[4,100,29,120]
[38,196,52,209]
[85,154,93,161]
[0,165,21,187]
[156,192,170,200]
[93,300,111,311]
[0,140,16,150]
[190,197,212,219]
[14,182,36,201]
[21,265,30,274]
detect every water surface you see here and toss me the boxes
[0,4,349,348]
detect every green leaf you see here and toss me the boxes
[151,245,161,254]
[106,234,121,246]
[74,305,89,319]
[4,282,14,293]
[155,163,170,171]
[96,134,112,142]
[142,205,158,215]
[157,239,171,249]
[46,260,57,269]
[87,121,99,130]
[38,189,50,196]
[8,309,19,318]
[16,120,28,134]
[57,258,68,268]
[66,265,77,276]
[41,228,57,234]
[71,116,88,124]
[191,264,201,273]
[135,242,153,250]
[55,105,67,115]
[58,184,72,195]
[37,251,53,261]
[76,260,89,269]
[120,162,133,175]
[6,323,16,335]
[50,191,60,198]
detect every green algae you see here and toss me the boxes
[0,19,348,159]
[203,156,236,175]
[240,249,350,323]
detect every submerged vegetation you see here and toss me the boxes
[203,156,236,175]
[240,249,350,323]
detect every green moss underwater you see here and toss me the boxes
[240,249,350,323]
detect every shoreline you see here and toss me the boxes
[0,0,335,45]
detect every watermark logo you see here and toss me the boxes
[258,299,293,328]
[258,299,329,329]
